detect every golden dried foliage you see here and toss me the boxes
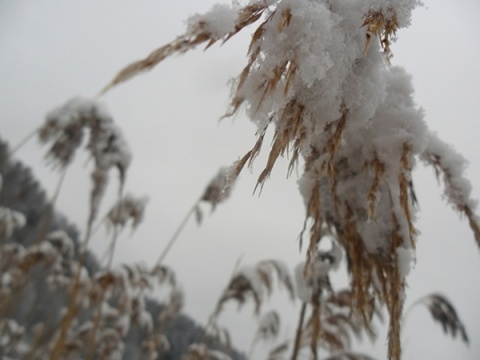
[365,157,385,219]
[255,100,305,192]
[100,2,270,95]
[362,9,399,62]
[399,144,416,247]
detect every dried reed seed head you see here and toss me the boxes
[220,273,262,314]
[256,310,281,341]
[258,259,295,299]
[219,260,295,314]
[107,195,148,230]
[95,270,125,290]
[121,263,152,289]
[201,166,235,209]
[41,98,132,233]
[151,264,177,287]
[421,294,469,344]
[17,243,60,273]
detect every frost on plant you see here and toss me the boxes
[39,97,132,231]
[100,0,479,359]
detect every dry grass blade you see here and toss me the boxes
[230,126,268,178]
[461,205,480,247]
[226,8,297,118]
[255,100,305,192]
[210,259,293,330]
[267,340,289,360]
[99,32,211,95]
[323,353,377,360]
[420,294,469,344]
[223,3,269,42]
[365,157,385,219]
[100,2,270,95]
[399,144,416,247]
[386,209,404,360]
[324,109,348,189]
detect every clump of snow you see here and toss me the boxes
[187,4,238,38]
[0,207,26,238]
[421,131,478,211]
[396,246,414,277]
[295,240,342,302]
[294,262,312,303]
[47,230,75,258]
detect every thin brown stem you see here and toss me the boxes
[290,302,307,360]
[155,200,200,265]
[9,128,39,155]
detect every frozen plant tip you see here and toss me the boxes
[415,293,469,344]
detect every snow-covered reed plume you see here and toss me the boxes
[102,1,480,358]
[37,97,135,359]
[39,97,131,237]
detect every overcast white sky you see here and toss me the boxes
[1,1,480,359]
